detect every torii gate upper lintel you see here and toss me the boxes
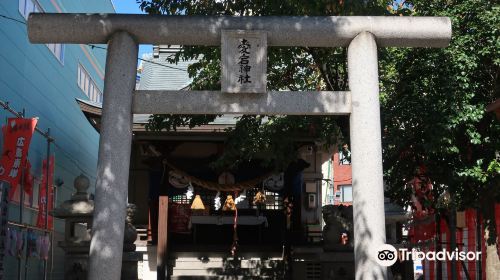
[27,14,451,280]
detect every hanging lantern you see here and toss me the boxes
[223,195,236,211]
[191,195,205,210]
[263,173,284,191]
[169,171,190,188]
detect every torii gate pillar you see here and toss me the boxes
[348,31,387,279]
[28,14,451,280]
[87,31,138,280]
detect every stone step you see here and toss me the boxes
[171,268,280,277]
[133,246,284,279]
[135,227,149,241]
[173,258,280,269]
[171,257,284,277]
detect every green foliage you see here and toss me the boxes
[381,0,500,210]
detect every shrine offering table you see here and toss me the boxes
[189,215,268,244]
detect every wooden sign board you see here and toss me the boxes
[221,30,267,93]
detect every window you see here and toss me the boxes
[339,184,352,203]
[247,188,283,210]
[78,64,103,103]
[326,184,335,205]
[264,190,283,210]
[46,43,64,63]
[19,0,40,19]
[19,0,64,63]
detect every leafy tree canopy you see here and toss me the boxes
[381,0,499,211]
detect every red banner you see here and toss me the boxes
[23,160,34,197]
[37,156,54,229]
[0,118,37,196]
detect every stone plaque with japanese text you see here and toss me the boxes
[221,30,267,93]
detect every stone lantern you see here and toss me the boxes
[52,174,142,279]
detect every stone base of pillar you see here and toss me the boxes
[62,252,143,280]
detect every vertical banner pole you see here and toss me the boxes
[0,117,8,280]
[50,182,57,278]
[43,128,50,280]
[18,109,25,280]
[19,109,25,225]
[17,178,23,280]
[0,181,10,280]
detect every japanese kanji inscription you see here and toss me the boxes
[221,30,267,93]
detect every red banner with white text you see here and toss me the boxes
[36,156,54,229]
[0,118,37,198]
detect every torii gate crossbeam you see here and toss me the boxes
[28,14,451,280]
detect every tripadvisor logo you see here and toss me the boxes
[374,244,482,267]
[375,244,398,266]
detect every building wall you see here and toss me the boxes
[332,147,352,206]
[0,0,114,279]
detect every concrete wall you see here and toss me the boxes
[0,0,114,279]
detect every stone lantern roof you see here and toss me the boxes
[52,173,94,218]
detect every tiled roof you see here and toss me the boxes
[138,51,193,90]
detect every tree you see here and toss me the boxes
[381,1,500,279]
[139,0,391,172]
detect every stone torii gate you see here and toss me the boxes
[28,14,451,280]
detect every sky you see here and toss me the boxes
[112,0,153,59]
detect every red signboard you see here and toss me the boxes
[0,118,37,197]
[37,156,54,229]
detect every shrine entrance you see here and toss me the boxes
[129,137,312,279]
[29,14,451,280]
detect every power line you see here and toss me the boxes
[1,13,188,72]
[88,44,188,72]
[138,57,188,72]
[0,14,25,24]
